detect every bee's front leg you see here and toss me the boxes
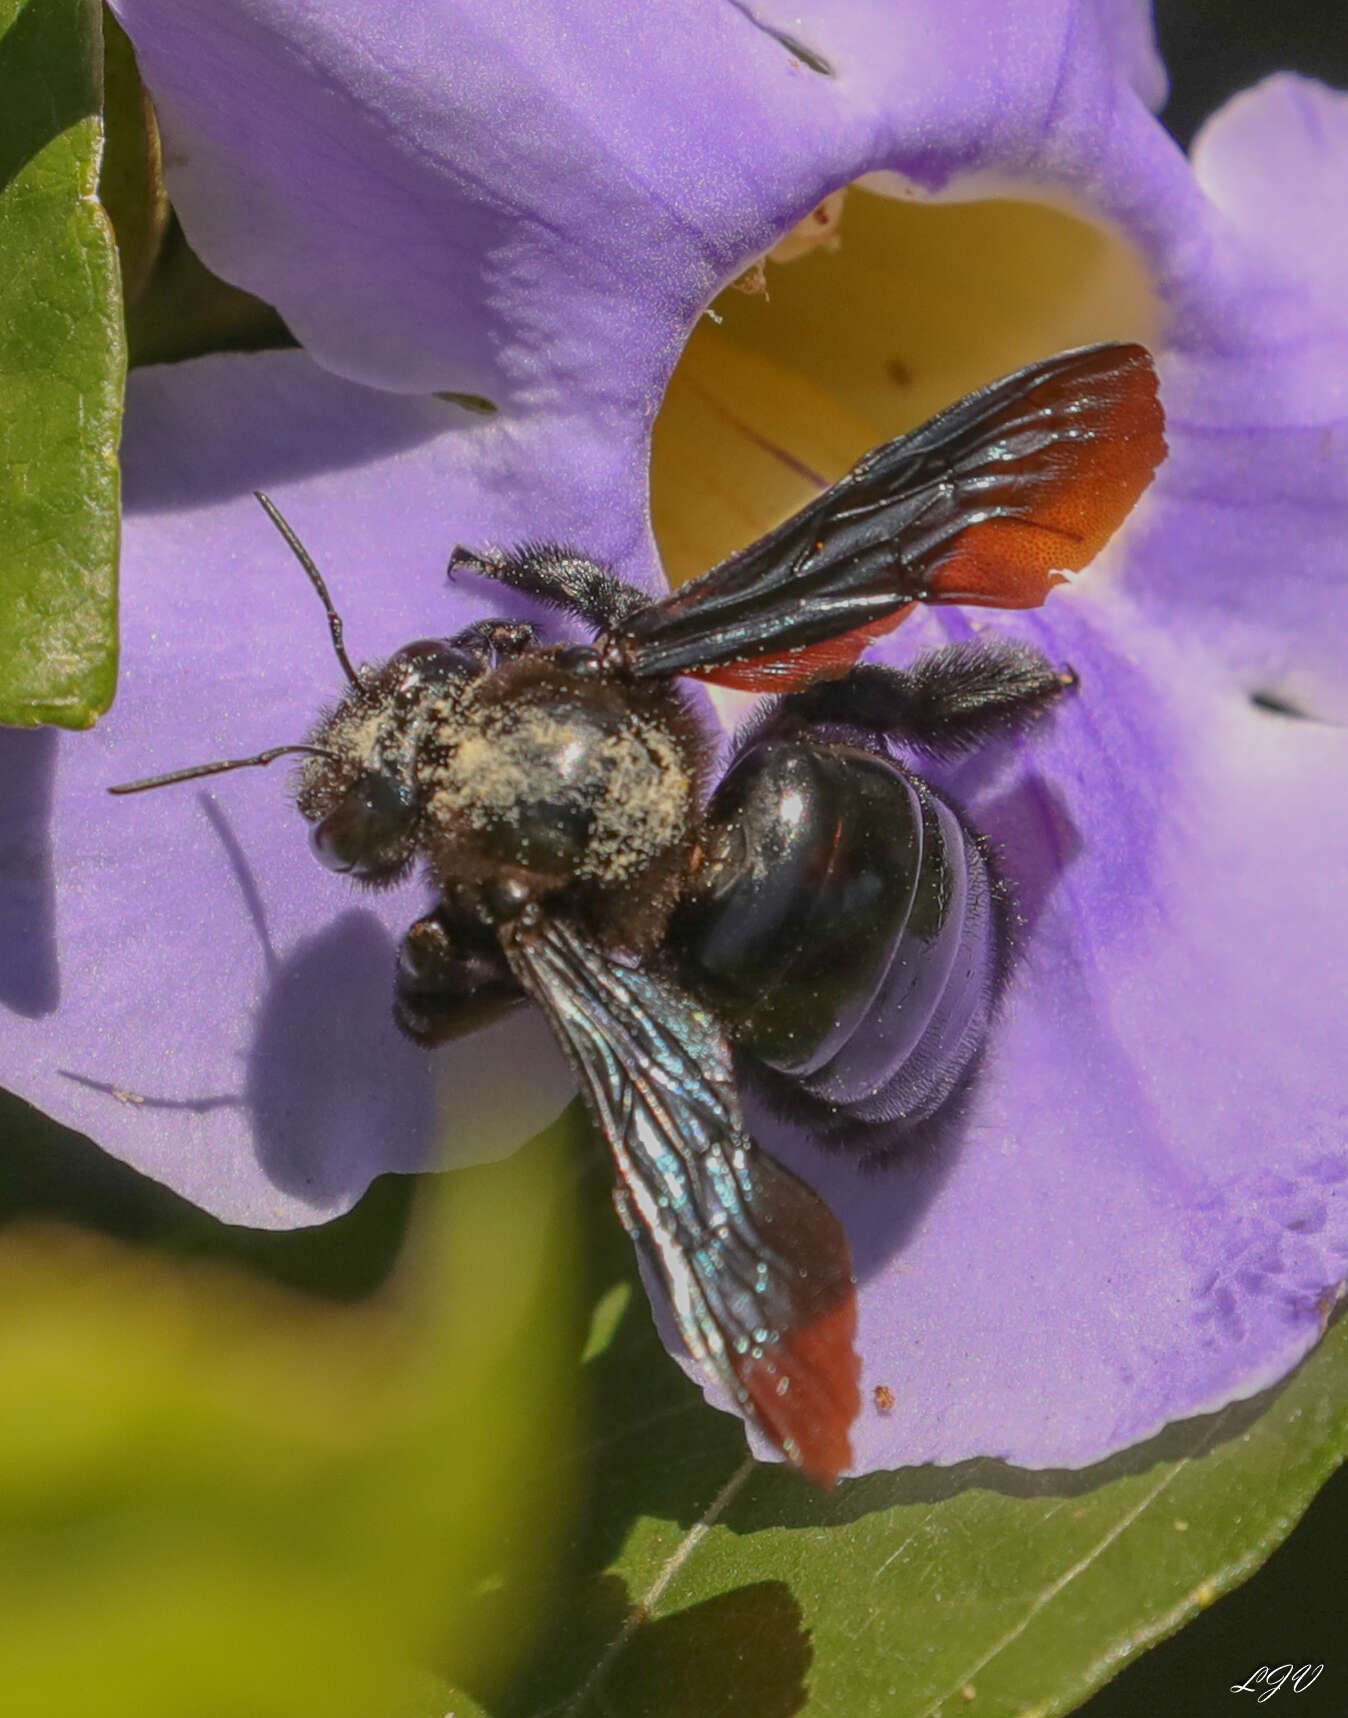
[448,543,651,632]
[393,907,526,1046]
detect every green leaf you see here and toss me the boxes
[487,1142,1348,1718]
[0,0,123,728]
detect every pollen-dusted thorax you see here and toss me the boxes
[294,636,708,950]
[420,653,707,948]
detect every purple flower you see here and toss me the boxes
[4,0,1346,1473]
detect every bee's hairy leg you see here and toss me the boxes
[448,542,651,633]
[773,639,1077,758]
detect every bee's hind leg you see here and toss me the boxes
[771,638,1076,758]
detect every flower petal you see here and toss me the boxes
[1086,0,1168,111]
[665,81,1348,1470]
[736,592,1348,1471]
[109,0,1185,399]
[1122,77,1348,722]
[0,351,628,1226]
[650,559,1346,1473]
[1193,75,1348,327]
[9,7,1344,1480]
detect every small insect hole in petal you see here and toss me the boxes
[435,391,499,415]
[724,3,835,76]
[1250,689,1311,719]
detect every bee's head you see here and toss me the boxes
[107,496,485,890]
[297,638,483,885]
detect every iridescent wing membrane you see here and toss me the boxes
[614,342,1165,690]
[505,915,860,1485]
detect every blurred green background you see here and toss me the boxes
[0,1090,582,1718]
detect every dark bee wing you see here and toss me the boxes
[504,915,860,1486]
[613,342,1165,691]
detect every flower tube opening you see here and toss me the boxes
[652,186,1162,587]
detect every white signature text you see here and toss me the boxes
[1230,1665,1324,1703]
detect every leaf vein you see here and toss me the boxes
[916,1412,1231,1717]
[553,1455,757,1718]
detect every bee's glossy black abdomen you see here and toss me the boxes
[673,736,998,1133]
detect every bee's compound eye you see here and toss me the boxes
[310,770,417,878]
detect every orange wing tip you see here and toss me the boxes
[926,343,1167,611]
[733,1290,862,1489]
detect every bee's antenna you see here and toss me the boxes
[107,744,334,797]
[253,491,360,687]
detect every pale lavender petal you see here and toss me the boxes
[0,351,640,1227]
[109,0,1189,397]
[1123,77,1348,721]
[736,593,1348,1471]
[680,80,1348,1469]
[1193,75,1348,324]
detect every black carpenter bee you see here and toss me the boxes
[112,343,1165,1485]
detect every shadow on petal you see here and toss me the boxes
[980,769,1085,946]
[724,1316,1348,1532]
[122,351,479,511]
[197,794,281,975]
[245,908,434,1205]
[0,729,59,1017]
